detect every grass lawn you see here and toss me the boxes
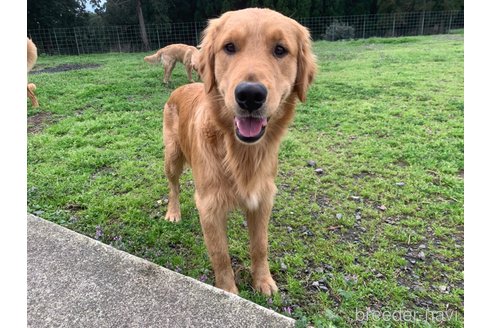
[27,34,464,327]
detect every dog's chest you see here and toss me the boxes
[239,191,260,211]
[227,166,275,212]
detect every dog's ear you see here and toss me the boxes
[294,24,317,102]
[198,18,220,93]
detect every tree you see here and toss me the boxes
[98,0,172,49]
[297,0,312,18]
[28,0,84,29]
[136,0,149,50]
[222,0,233,12]
[262,0,275,9]
[29,0,465,30]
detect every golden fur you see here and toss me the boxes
[162,8,316,295]
[27,38,39,107]
[144,44,200,84]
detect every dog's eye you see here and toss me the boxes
[273,45,287,58]
[224,43,236,55]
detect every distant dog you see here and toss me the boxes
[27,38,39,107]
[144,44,199,84]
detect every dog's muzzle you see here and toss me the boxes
[235,82,267,112]
[233,82,268,143]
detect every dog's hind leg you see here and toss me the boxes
[163,57,176,84]
[163,104,184,222]
[27,83,39,108]
[185,64,194,83]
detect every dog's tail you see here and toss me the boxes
[144,52,162,64]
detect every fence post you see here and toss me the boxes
[392,13,396,37]
[53,29,61,55]
[101,26,105,53]
[81,27,86,54]
[362,15,366,39]
[332,18,335,41]
[420,11,425,35]
[116,27,122,53]
[194,21,199,45]
[74,27,80,55]
[448,13,453,33]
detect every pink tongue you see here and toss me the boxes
[235,117,267,137]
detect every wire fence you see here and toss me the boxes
[28,10,463,56]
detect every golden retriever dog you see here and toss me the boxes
[27,38,39,107]
[162,8,316,295]
[144,44,199,84]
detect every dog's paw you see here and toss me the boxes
[164,211,181,222]
[223,284,239,295]
[253,275,278,296]
[216,281,239,295]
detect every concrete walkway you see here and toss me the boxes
[27,214,295,327]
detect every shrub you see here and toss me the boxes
[323,20,355,41]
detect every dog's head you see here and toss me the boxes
[198,8,316,144]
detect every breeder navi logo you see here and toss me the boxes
[355,308,458,323]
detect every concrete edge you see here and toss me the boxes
[27,214,296,326]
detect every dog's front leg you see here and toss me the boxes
[245,200,278,296]
[195,193,238,294]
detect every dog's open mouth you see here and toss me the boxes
[234,116,267,143]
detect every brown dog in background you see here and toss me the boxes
[144,44,199,84]
[27,38,39,107]
[162,8,316,295]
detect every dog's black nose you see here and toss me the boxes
[235,82,267,112]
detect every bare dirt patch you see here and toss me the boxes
[27,112,55,134]
[31,63,101,75]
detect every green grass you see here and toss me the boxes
[27,34,463,327]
